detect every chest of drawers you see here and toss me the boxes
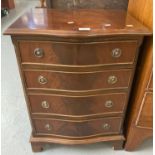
[4,9,151,152]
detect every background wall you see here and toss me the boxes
[46,0,128,9]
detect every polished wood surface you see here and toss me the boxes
[19,40,138,66]
[24,69,132,91]
[4,9,151,37]
[1,0,15,9]
[4,8,151,152]
[30,134,125,151]
[46,0,128,10]
[30,134,125,145]
[29,93,127,117]
[125,0,153,151]
[128,0,153,30]
[125,38,153,151]
[33,117,122,138]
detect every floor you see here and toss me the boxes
[1,1,153,155]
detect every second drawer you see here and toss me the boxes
[29,93,127,117]
[24,69,132,91]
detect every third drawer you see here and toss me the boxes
[29,93,127,117]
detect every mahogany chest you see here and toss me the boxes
[4,9,151,152]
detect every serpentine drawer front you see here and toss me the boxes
[19,40,138,65]
[4,9,151,152]
[24,69,132,91]
[29,93,127,117]
[33,117,123,138]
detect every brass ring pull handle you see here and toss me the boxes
[38,76,48,84]
[105,100,113,108]
[45,124,52,131]
[102,123,111,130]
[112,48,122,58]
[108,75,117,84]
[34,48,44,58]
[41,101,49,109]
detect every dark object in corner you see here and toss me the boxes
[1,8,9,17]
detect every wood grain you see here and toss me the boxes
[33,117,123,138]
[125,0,153,151]
[128,0,153,30]
[30,134,125,151]
[29,93,127,117]
[4,9,151,37]
[19,40,138,66]
[30,134,125,145]
[4,8,151,151]
[24,69,132,91]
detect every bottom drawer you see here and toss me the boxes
[33,117,123,138]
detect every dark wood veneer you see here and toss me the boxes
[33,117,123,138]
[4,8,151,152]
[4,9,151,37]
[29,93,127,117]
[19,40,138,65]
[24,69,132,91]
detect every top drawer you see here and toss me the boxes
[19,40,138,66]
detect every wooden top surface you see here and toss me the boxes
[4,8,151,37]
